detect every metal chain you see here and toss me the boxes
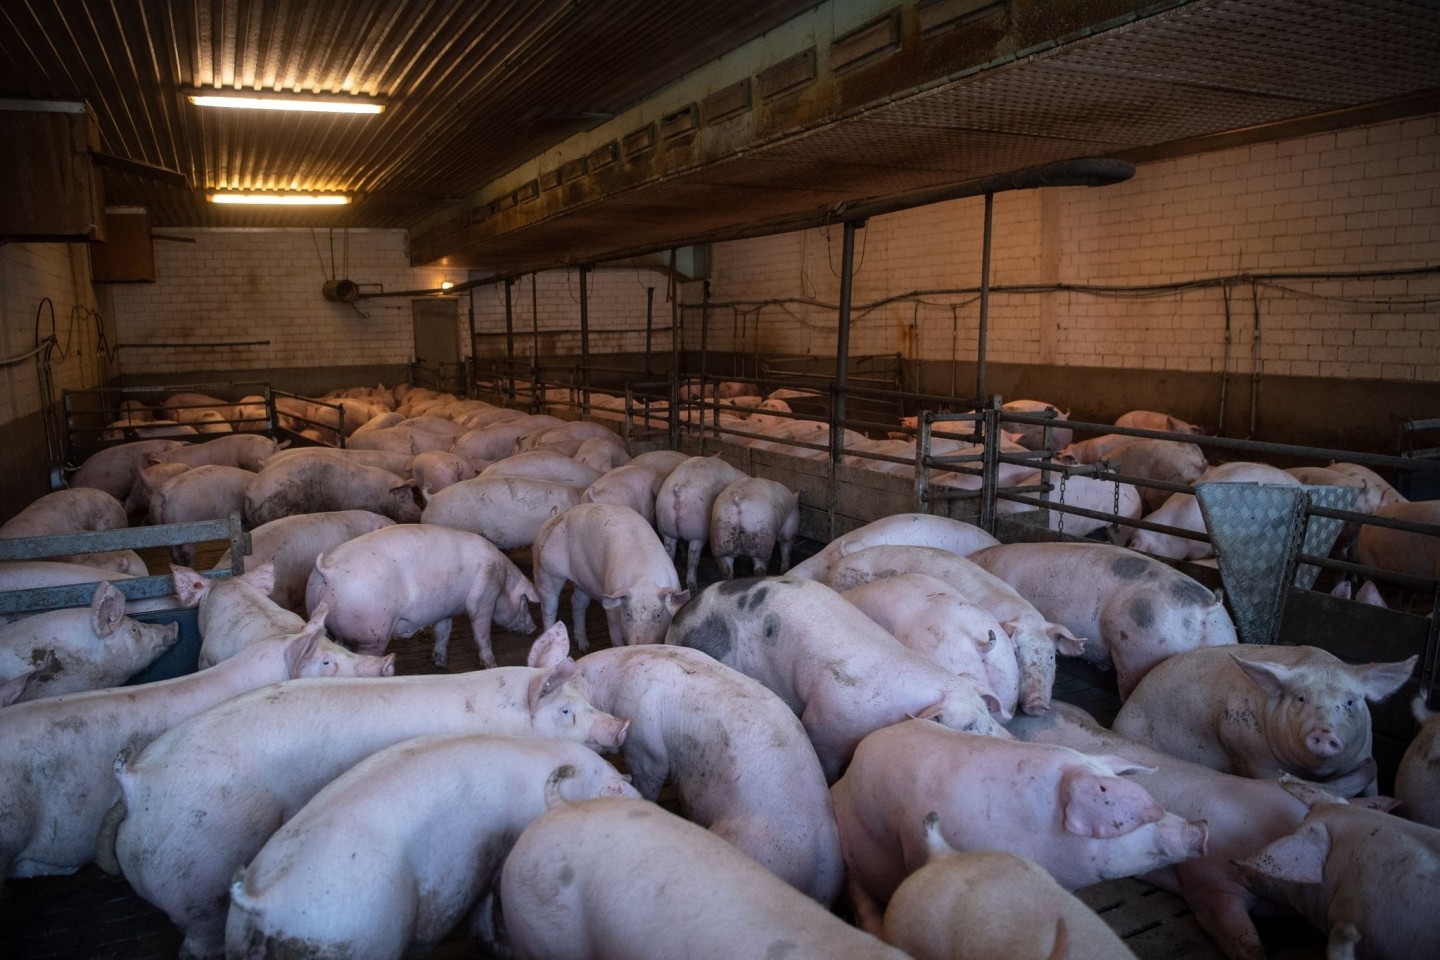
[1057,470,1068,535]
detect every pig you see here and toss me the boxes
[261,445,413,478]
[146,433,283,471]
[169,564,393,677]
[349,410,405,437]
[459,406,529,429]
[226,734,638,960]
[108,623,626,960]
[1396,694,1440,829]
[345,424,452,455]
[1115,409,1206,435]
[841,574,1018,720]
[396,414,466,438]
[0,561,168,624]
[628,448,690,484]
[533,502,688,651]
[1236,779,1440,960]
[481,450,602,487]
[0,581,179,701]
[1107,438,1210,511]
[0,487,127,541]
[1328,462,1407,508]
[996,469,1145,538]
[230,395,271,432]
[882,827,1138,960]
[1286,466,1385,550]
[160,392,230,420]
[573,434,631,473]
[186,410,232,433]
[832,719,1208,926]
[213,509,396,612]
[1127,461,1300,560]
[583,463,658,524]
[244,451,421,525]
[666,577,1006,781]
[575,644,843,903]
[61,548,147,575]
[148,464,255,564]
[499,797,910,960]
[128,460,190,516]
[655,454,748,591]
[1329,579,1388,607]
[1113,644,1415,791]
[1010,702,1331,960]
[709,477,800,577]
[421,476,583,549]
[1,619,334,880]
[101,418,197,440]
[518,419,617,451]
[306,523,538,669]
[1057,432,1140,465]
[968,542,1238,698]
[408,449,477,495]
[1356,500,1439,581]
[810,544,1087,716]
[1000,399,1073,450]
[69,439,187,503]
[451,416,564,462]
[787,513,1000,581]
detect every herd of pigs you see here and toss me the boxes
[0,381,1437,960]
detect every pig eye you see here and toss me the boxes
[1296,695,1306,703]
[1346,698,1355,707]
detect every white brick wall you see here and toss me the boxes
[701,112,1440,382]
[0,243,114,426]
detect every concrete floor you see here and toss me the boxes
[0,539,1327,959]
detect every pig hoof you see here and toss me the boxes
[430,653,449,671]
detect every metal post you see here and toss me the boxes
[644,286,655,378]
[699,280,711,454]
[829,219,861,540]
[466,286,477,399]
[979,396,1002,533]
[669,249,680,382]
[531,274,541,413]
[975,192,995,406]
[914,410,932,513]
[504,278,516,403]
[579,265,591,416]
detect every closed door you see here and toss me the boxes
[412,298,460,386]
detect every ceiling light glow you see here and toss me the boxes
[440,281,454,290]
[188,93,384,115]
[208,192,351,206]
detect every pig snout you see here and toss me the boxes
[1158,816,1209,861]
[1306,727,1345,759]
[590,715,630,752]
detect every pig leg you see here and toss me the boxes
[603,604,625,647]
[685,538,705,593]
[430,617,454,669]
[464,581,502,669]
[752,555,769,577]
[1171,861,1267,960]
[570,588,592,652]
[779,535,793,571]
[716,554,736,579]
[845,872,886,936]
[535,569,566,632]
[662,534,678,559]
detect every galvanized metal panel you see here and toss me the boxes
[1196,482,1310,646]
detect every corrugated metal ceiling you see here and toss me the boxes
[0,0,820,228]
[1,0,1437,271]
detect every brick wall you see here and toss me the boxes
[0,242,114,426]
[700,112,1440,382]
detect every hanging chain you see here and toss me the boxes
[1056,469,1068,535]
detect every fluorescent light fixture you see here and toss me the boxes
[188,92,384,115]
[208,192,351,206]
[440,281,454,290]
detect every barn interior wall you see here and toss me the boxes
[693,112,1440,430]
[0,242,116,520]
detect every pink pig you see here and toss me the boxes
[306,524,538,669]
[832,719,1208,928]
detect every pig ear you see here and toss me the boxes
[1000,619,1021,638]
[283,607,326,677]
[1235,822,1330,885]
[1355,581,1386,609]
[1330,580,1353,601]
[240,561,277,597]
[663,588,690,611]
[1351,795,1401,813]
[1412,693,1434,725]
[90,581,127,637]
[910,697,946,722]
[526,622,572,669]
[1352,655,1416,703]
[1091,754,1158,777]
[1231,654,1297,699]
[170,564,210,607]
[1061,770,1164,839]
[979,687,1009,721]
[1275,774,1348,809]
[526,660,577,712]
[600,591,627,611]
[0,667,41,707]
[1047,624,1086,657]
